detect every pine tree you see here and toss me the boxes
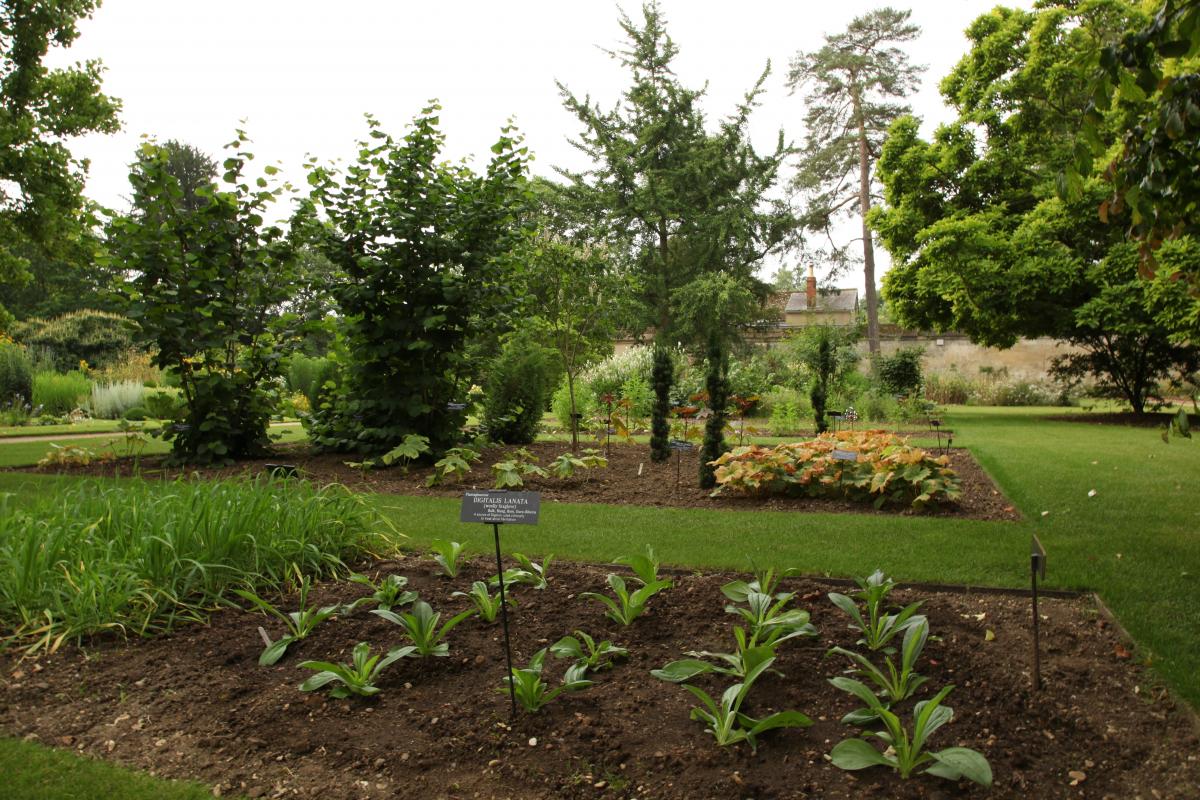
[787,7,923,354]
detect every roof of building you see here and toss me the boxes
[785,287,859,313]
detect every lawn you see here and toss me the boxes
[0,424,307,469]
[0,406,1196,798]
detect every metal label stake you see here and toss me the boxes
[1031,534,1047,690]
[460,490,540,719]
[491,521,516,717]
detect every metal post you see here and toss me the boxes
[493,522,516,717]
[1031,555,1041,690]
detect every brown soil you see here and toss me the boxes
[25,440,1021,522]
[2,558,1196,799]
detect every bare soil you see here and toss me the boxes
[2,558,1197,800]
[25,440,1022,522]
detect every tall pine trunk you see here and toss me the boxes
[853,90,881,355]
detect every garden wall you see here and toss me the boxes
[867,331,1083,380]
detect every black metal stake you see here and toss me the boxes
[493,521,517,717]
[1031,535,1046,691]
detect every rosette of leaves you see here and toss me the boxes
[299,641,416,698]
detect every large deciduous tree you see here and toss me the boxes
[786,6,923,354]
[0,0,120,319]
[556,1,791,351]
[302,106,531,457]
[873,1,1199,415]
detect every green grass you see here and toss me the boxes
[0,424,306,467]
[0,738,229,800]
[0,419,127,437]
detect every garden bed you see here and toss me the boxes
[25,441,1021,521]
[2,557,1196,799]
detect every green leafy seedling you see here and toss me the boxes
[299,641,416,698]
[372,600,475,657]
[379,434,431,470]
[491,552,553,590]
[550,452,586,479]
[234,573,342,666]
[429,540,467,578]
[828,569,925,651]
[503,648,593,712]
[615,544,663,585]
[453,580,514,623]
[829,678,992,787]
[346,573,418,612]
[724,588,817,648]
[827,617,930,721]
[653,626,776,683]
[550,630,628,672]
[426,446,481,486]
[582,573,672,625]
[677,656,812,752]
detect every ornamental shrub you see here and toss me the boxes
[650,345,673,462]
[0,338,33,404]
[873,347,925,397]
[90,380,146,419]
[286,354,334,410]
[699,334,729,489]
[709,430,961,509]
[482,331,558,444]
[9,310,137,372]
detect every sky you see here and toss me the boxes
[50,0,1030,289]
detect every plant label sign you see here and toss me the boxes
[831,449,858,462]
[459,491,541,525]
[669,439,695,451]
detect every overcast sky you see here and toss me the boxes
[52,0,1029,288]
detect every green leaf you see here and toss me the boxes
[927,747,993,787]
[830,738,894,770]
[650,659,714,683]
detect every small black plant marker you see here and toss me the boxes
[1030,534,1046,690]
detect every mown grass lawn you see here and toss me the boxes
[0,424,307,469]
[0,738,229,800]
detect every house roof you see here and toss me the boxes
[785,288,859,313]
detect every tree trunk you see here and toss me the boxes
[567,369,579,450]
[853,90,881,355]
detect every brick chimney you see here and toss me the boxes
[806,264,817,309]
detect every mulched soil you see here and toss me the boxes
[2,558,1197,799]
[23,440,1021,522]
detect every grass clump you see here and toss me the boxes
[0,476,390,652]
[32,371,90,415]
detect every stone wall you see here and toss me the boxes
[868,332,1081,380]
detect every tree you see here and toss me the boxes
[0,0,121,318]
[873,2,1199,414]
[1070,0,1200,289]
[109,132,301,463]
[557,2,792,350]
[786,7,923,355]
[302,106,531,457]
[518,179,632,450]
[134,140,218,213]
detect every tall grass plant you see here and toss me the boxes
[0,477,390,652]
[32,371,91,415]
